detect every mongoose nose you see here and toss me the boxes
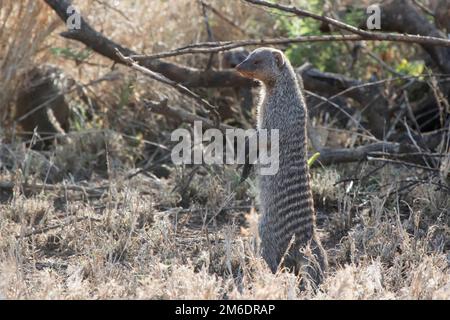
[235,62,244,73]
[235,61,249,77]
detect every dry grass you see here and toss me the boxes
[0,1,58,124]
[0,162,448,299]
[0,0,449,300]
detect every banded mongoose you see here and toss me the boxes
[15,65,71,148]
[235,47,328,284]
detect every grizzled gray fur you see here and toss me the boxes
[236,47,328,285]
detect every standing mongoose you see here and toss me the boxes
[235,47,328,285]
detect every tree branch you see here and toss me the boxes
[43,0,253,88]
[243,0,450,47]
[298,65,390,139]
[144,99,233,131]
[375,0,450,74]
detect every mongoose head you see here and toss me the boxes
[235,47,286,83]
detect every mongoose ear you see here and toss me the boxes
[273,51,285,69]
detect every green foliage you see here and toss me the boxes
[118,79,135,109]
[396,59,425,76]
[342,7,365,27]
[308,152,321,167]
[70,101,89,131]
[286,42,346,73]
[276,0,352,73]
[50,47,91,62]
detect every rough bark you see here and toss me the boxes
[376,0,450,74]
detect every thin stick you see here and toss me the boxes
[17,216,101,238]
[202,1,247,35]
[116,49,221,126]
[367,157,441,172]
[243,0,449,46]
[128,0,450,62]
[0,181,106,195]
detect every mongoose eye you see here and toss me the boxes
[253,60,260,65]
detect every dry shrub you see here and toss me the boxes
[0,144,61,182]
[5,193,53,226]
[318,254,449,300]
[0,129,141,182]
[0,1,58,124]
[52,130,138,180]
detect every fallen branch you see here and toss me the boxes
[43,0,252,88]
[313,138,446,166]
[115,50,220,124]
[0,181,107,196]
[298,64,389,139]
[17,216,101,238]
[144,99,233,131]
[315,142,405,166]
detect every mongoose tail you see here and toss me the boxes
[236,47,328,285]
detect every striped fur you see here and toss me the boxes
[238,48,328,284]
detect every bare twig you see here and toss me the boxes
[93,0,131,21]
[412,0,435,17]
[202,1,247,35]
[130,35,366,60]
[243,0,450,46]
[205,192,236,228]
[18,216,101,238]
[0,181,107,195]
[304,90,376,140]
[364,48,405,77]
[367,157,441,172]
[144,99,233,131]
[115,49,221,125]
[199,0,216,70]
